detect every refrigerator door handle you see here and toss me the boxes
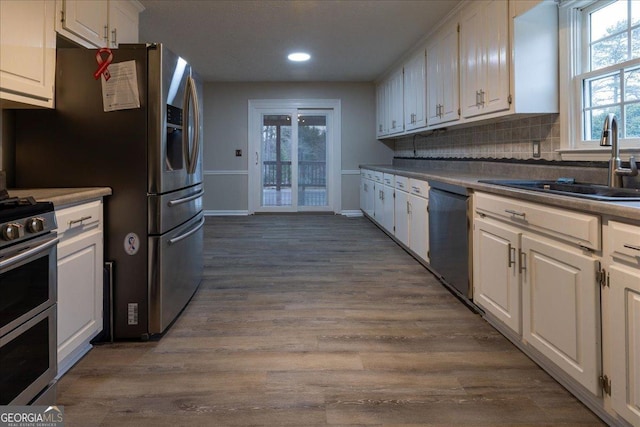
[167,190,204,207]
[168,216,205,246]
[183,76,201,175]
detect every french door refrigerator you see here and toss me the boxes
[15,44,204,340]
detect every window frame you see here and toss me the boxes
[559,0,640,160]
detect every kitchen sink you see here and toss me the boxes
[479,179,640,201]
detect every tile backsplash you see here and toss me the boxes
[394,114,560,161]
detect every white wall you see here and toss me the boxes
[202,82,394,214]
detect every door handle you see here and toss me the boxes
[167,190,204,207]
[508,243,516,268]
[519,250,527,273]
[255,152,259,165]
[168,217,205,246]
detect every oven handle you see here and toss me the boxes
[168,217,205,246]
[167,190,204,207]
[0,237,59,271]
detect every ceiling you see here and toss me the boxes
[137,0,462,83]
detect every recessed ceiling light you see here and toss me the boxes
[288,52,311,62]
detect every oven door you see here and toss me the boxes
[148,212,204,335]
[0,233,58,337]
[0,305,57,405]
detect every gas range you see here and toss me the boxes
[0,189,57,250]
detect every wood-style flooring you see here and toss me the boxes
[56,215,606,426]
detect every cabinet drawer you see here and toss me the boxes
[365,170,374,180]
[383,173,394,186]
[409,179,429,198]
[55,200,102,235]
[475,192,600,250]
[608,220,640,265]
[395,176,409,191]
[373,171,384,183]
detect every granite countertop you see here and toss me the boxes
[8,187,112,207]
[361,164,640,222]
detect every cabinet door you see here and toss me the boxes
[395,190,410,247]
[404,50,426,131]
[365,179,375,217]
[459,0,483,118]
[360,175,366,213]
[608,265,640,426]
[382,184,395,233]
[376,83,387,137]
[428,20,460,126]
[373,183,384,225]
[439,20,460,123]
[0,0,55,107]
[473,218,521,334]
[388,68,404,135]
[57,227,104,367]
[108,0,139,47]
[425,36,441,126]
[460,0,509,118]
[409,194,428,262]
[521,234,601,395]
[482,0,509,114]
[58,0,109,48]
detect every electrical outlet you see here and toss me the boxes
[532,140,541,158]
[235,149,242,157]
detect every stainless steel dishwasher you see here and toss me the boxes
[428,181,471,300]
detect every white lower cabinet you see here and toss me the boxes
[473,217,522,334]
[521,233,601,395]
[605,219,640,426]
[474,192,602,396]
[360,171,375,218]
[394,177,410,247]
[381,174,395,234]
[608,264,640,425]
[360,171,429,263]
[55,199,104,376]
[408,179,429,262]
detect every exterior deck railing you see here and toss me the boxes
[263,161,326,190]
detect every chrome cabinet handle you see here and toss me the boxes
[505,209,526,218]
[167,190,204,207]
[111,28,117,46]
[508,243,516,268]
[69,216,92,226]
[519,250,527,273]
[623,244,640,251]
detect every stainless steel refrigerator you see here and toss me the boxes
[15,43,204,340]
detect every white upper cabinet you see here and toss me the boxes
[0,0,56,108]
[460,0,558,119]
[376,82,387,138]
[426,18,460,126]
[460,0,509,118]
[56,0,143,48]
[404,50,426,131]
[387,68,404,135]
[108,0,141,47]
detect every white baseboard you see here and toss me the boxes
[341,210,364,217]
[204,210,249,216]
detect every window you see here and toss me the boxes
[560,0,640,157]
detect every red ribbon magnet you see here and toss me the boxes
[93,48,113,81]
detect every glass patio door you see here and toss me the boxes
[259,110,329,211]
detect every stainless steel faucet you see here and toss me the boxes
[599,113,638,188]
